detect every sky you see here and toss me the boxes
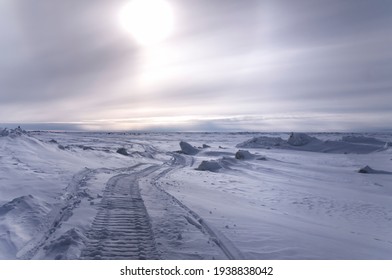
[1,0,391,132]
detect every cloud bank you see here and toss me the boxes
[1,0,391,131]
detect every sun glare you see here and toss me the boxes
[119,0,174,46]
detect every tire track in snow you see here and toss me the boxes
[154,153,245,259]
[81,165,160,260]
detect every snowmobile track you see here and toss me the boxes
[81,166,160,260]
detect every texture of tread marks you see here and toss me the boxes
[81,172,159,260]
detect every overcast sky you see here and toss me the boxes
[1,0,391,131]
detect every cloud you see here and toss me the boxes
[0,0,391,131]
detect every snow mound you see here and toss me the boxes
[196,160,222,172]
[0,127,49,150]
[0,195,50,258]
[0,195,49,217]
[236,136,285,148]
[235,150,255,160]
[287,133,319,146]
[179,141,199,155]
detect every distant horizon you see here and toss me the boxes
[1,122,391,134]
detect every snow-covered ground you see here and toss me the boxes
[0,128,391,259]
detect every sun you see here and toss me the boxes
[119,0,174,46]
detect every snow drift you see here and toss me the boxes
[0,195,50,259]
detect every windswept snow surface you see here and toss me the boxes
[1,130,392,259]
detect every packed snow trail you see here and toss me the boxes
[153,153,245,259]
[81,165,160,260]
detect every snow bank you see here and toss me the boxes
[179,141,199,155]
[196,160,222,172]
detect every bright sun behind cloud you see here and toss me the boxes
[119,0,174,46]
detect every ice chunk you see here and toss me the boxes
[196,160,222,172]
[116,147,128,156]
[235,150,255,160]
[180,141,199,155]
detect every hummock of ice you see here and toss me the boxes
[179,141,199,155]
[196,160,222,172]
[358,165,392,174]
[236,136,285,148]
[237,133,387,154]
[0,127,27,137]
[236,133,318,148]
[116,147,129,156]
[287,133,319,146]
[358,165,375,174]
[235,150,255,160]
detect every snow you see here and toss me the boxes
[1,130,392,259]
